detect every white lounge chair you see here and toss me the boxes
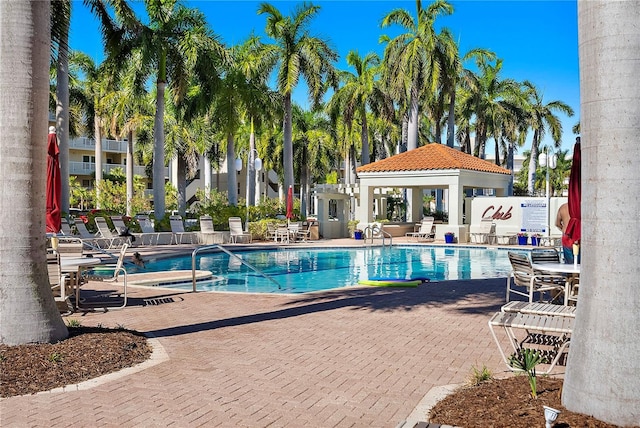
[228,217,252,243]
[169,215,197,244]
[405,217,435,241]
[469,218,496,244]
[94,217,129,248]
[199,215,224,244]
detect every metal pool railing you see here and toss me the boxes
[191,245,282,292]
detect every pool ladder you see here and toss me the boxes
[191,245,282,292]
[363,225,392,247]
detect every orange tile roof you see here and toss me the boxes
[356,143,511,175]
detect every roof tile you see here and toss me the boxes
[356,143,511,175]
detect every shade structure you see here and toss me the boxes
[46,129,62,233]
[286,185,294,220]
[565,140,581,244]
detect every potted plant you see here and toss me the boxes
[444,231,455,244]
[530,233,542,246]
[517,232,529,245]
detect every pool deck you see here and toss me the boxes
[0,238,549,427]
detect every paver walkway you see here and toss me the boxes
[1,242,516,427]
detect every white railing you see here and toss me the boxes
[69,161,164,177]
[69,137,128,153]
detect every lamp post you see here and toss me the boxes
[538,147,557,237]
[235,149,262,231]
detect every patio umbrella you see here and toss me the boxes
[286,185,294,220]
[46,126,62,233]
[565,139,581,244]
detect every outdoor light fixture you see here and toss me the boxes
[538,147,557,237]
[235,148,262,231]
[543,405,561,428]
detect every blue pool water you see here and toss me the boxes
[128,246,523,294]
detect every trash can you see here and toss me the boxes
[308,221,319,240]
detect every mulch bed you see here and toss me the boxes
[0,327,151,397]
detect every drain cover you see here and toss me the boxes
[143,297,176,306]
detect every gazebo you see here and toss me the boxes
[355,144,512,239]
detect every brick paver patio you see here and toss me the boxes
[1,242,516,427]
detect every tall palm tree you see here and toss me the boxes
[562,3,640,424]
[521,81,574,195]
[291,104,336,217]
[328,51,392,166]
[0,1,68,345]
[95,0,227,220]
[258,1,338,192]
[380,0,453,151]
[73,52,115,208]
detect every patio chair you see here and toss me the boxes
[469,218,496,244]
[405,217,435,241]
[228,217,252,243]
[199,215,224,244]
[47,250,73,314]
[60,217,75,236]
[531,248,561,264]
[80,243,129,310]
[134,215,167,245]
[72,219,110,250]
[506,252,566,303]
[94,217,130,248]
[287,221,309,242]
[169,215,198,244]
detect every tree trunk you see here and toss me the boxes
[562,2,640,425]
[226,134,237,206]
[527,130,540,195]
[126,131,134,216]
[283,94,294,190]
[176,155,187,215]
[94,114,102,208]
[407,86,419,151]
[360,109,370,165]
[55,28,70,215]
[247,120,256,206]
[0,0,68,345]
[446,88,456,147]
[152,80,166,220]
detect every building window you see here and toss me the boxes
[82,155,95,163]
[106,158,113,164]
[82,180,92,187]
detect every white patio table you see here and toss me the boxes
[60,257,101,309]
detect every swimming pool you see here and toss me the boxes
[127,246,523,294]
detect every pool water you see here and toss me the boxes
[128,246,522,294]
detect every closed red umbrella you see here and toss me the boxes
[286,185,294,220]
[565,139,581,244]
[46,127,62,233]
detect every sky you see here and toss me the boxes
[69,0,580,154]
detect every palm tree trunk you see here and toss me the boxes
[562,2,640,424]
[247,120,256,206]
[56,38,70,215]
[94,114,102,208]
[226,134,238,206]
[0,0,68,345]
[153,80,166,219]
[407,86,419,150]
[176,155,187,215]
[446,89,456,147]
[361,110,370,165]
[527,130,540,195]
[126,131,134,216]
[283,94,294,190]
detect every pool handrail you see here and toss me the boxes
[363,225,392,247]
[191,245,283,292]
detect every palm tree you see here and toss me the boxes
[94,0,227,220]
[328,51,392,166]
[522,81,574,195]
[380,0,453,151]
[73,52,115,208]
[562,3,640,424]
[0,1,68,345]
[258,1,338,192]
[291,104,336,217]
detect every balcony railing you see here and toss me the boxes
[69,161,165,178]
[68,137,128,153]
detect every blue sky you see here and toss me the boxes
[70,0,579,153]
